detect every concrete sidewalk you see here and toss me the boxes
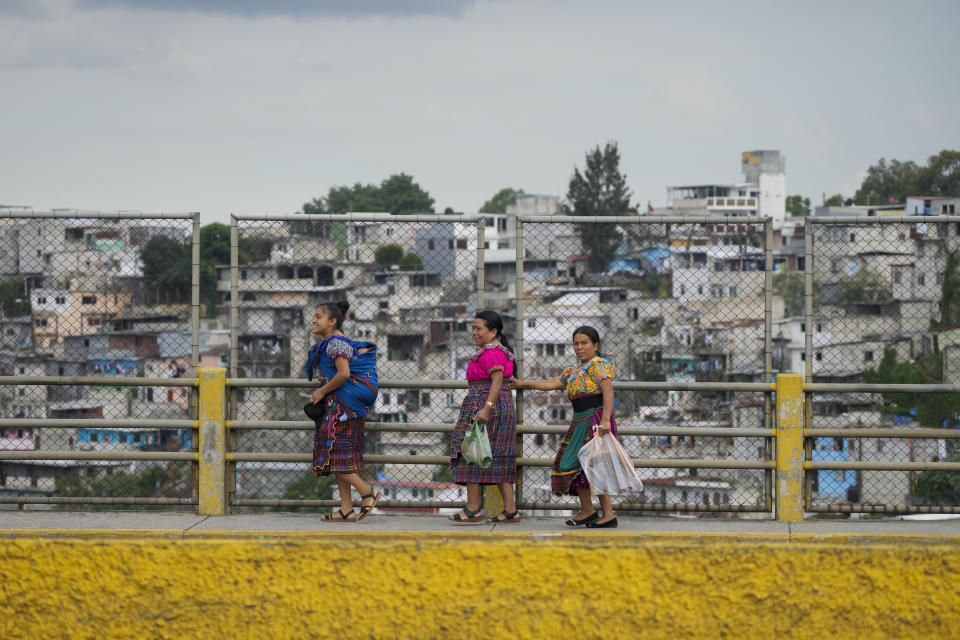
[2,510,959,540]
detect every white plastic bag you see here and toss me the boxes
[578,432,644,496]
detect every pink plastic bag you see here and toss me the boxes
[577,433,644,496]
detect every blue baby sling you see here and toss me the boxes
[305,335,379,418]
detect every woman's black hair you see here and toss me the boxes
[318,300,350,330]
[572,325,601,356]
[475,309,514,353]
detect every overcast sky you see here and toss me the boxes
[2,0,958,224]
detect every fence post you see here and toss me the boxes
[775,373,804,522]
[198,367,227,515]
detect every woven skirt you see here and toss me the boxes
[449,383,517,485]
[551,404,618,495]
[309,395,365,476]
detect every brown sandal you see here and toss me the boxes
[358,488,382,521]
[487,510,521,524]
[448,507,483,524]
[321,508,356,523]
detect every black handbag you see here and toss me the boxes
[303,402,326,422]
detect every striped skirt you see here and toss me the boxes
[310,394,365,476]
[449,383,517,485]
[551,405,618,495]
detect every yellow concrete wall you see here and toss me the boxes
[2,530,959,639]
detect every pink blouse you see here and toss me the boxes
[465,343,515,382]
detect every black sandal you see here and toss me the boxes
[487,510,521,524]
[448,507,483,523]
[321,508,356,522]
[565,512,599,527]
[357,488,382,521]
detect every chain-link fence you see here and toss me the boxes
[0,212,200,508]
[227,214,485,508]
[226,213,776,514]
[804,215,960,513]
[6,208,959,516]
[513,216,773,513]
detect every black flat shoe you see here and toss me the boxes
[585,517,618,529]
[565,512,599,527]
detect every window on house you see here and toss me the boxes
[849,233,856,242]
[816,352,822,361]
[55,296,65,304]
[864,351,874,362]
[892,270,902,284]
[448,239,454,250]
[728,286,737,298]
[81,295,97,304]
[527,319,536,328]
[456,239,467,250]
[427,240,434,250]
[421,392,430,407]
[37,297,47,304]
[918,273,925,286]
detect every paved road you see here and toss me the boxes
[2,510,959,539]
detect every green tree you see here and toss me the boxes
[938,249,960,327]
[0,276,29,316]
[399,252,424,270]
[863,346,960,432]
[852,150,960,205]
[838,270,891,304]
[379,173,434,215]
[853,158,920,205]
[238,236,273,263]
[279,471,334,512]
[480,187,524,214]
[567,142,635,272]
[773,271,806,317]
[824,194,846,207]
[374,244,405,266]
[914,149,960,197]
[199,223,232,265]
[786,194,811,217]
[914,452,960,504]
[55,467,181,510]
[140,235,190,302]
[326,182,385,213]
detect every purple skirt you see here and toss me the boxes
[449,382,517,485]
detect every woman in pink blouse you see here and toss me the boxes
[447,310,519,524]
[511,326,620,528]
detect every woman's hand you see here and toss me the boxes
[310,388,326,405]
[595,420,612,437]
[507,377,524,390]
[474,406,491,424]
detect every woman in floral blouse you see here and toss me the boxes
[510,325,619,528]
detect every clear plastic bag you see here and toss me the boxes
[461,420,493,468]
[577,433,644,495]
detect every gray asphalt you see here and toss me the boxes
[1,510,959,539]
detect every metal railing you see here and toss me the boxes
[2,211,960,517]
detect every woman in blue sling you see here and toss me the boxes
[305,300,381,522]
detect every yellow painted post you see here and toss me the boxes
[775,373,804,522]
[198,368,227,515]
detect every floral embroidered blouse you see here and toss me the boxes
[559,357,616,399]
[465,343,515,382]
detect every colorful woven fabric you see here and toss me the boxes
[304,333,378,418]
[465,343,515,382]
[449,382,517,484]
[551,404,619,495]
[559,356,616,399]
[311,394,365,475]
